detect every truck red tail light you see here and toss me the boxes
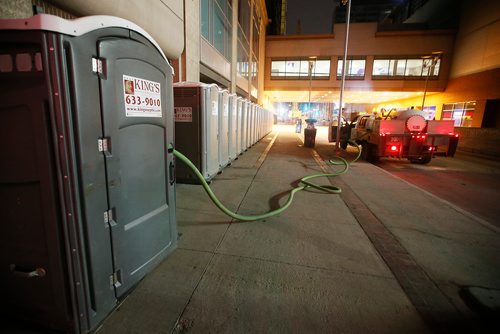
[390,145,398,151]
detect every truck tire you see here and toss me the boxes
[362,143,378,163]
[410,156,432,164]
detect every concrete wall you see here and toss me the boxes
[450,0,500,78]
[0,0,185,60]
[454,127,500,158]
[264,23,455,93]
[372,68,500,127]
[0,0,32,18]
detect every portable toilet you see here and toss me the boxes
[228,93,238,161]
[257,105,262,140]
[218,89,230,169]
[235,96,243,155]
[249,103,256,146]
[173,82,219,183]
[0,14,177,333]
[240,99,249,151]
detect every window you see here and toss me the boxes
[405,59,423,76]
[441,101,476,127]
[237,0,250,78]
[237,39,249,77]
[271,60,286,76]
[201,0,210,39]
[372,56,441,79]
[337,57,366,79]
[270,58,331,79]
[373,59,389,76]
[200,0,232,61]
[315,60,331,77]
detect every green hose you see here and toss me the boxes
[171,140,361,222]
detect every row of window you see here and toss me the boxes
[201,0,233,60]
[201,0,261,86]
[442,101,476,127]
[270,56,441,80]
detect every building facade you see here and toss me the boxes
[0,0,268,103]
[1,0,499,156]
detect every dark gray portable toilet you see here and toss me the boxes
[173,82,219,183]
[0,14,176,333]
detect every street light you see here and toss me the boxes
[335,0,352,150]
[308,56,317,118]
[421,51,442,113]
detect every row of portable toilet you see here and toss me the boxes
[174,82,274,183]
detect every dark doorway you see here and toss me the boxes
[482,99,500,128]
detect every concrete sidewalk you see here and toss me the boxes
[97,125,500,334]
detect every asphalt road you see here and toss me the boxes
[373,152,500,229]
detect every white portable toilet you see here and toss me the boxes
[235,96,243,155]
[257,105,262,140]
[241,99,249,151]
[228,93,238,161]
[218,89,230,169]
[249,103,256,145]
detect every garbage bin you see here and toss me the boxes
[304,118,317,148]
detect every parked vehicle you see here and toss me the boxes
[350,109,459,163]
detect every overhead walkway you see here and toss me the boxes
[97,125,500,334]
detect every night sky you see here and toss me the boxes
[285,0,335,35]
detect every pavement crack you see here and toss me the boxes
[213,251,396,281]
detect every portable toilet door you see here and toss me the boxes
[241,99,248,151]
[249,103,256,146]
[246,102,252,147]
[202,83,220,180]
[228,93,238,161]
[174,82,203,183]
[246,101,252,148]
[257,106,262,140]
[235,96,243,155]
[218,89,230,169]
[0,14,176,333]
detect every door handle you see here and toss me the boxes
[9,264,46,278]
[169,161,175,185]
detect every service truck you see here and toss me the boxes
[349,109,459,164]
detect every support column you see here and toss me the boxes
[248,0,254,101]
[184,0,201,82]
[230,0,239,93]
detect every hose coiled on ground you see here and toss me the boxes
[171,141,361,222]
